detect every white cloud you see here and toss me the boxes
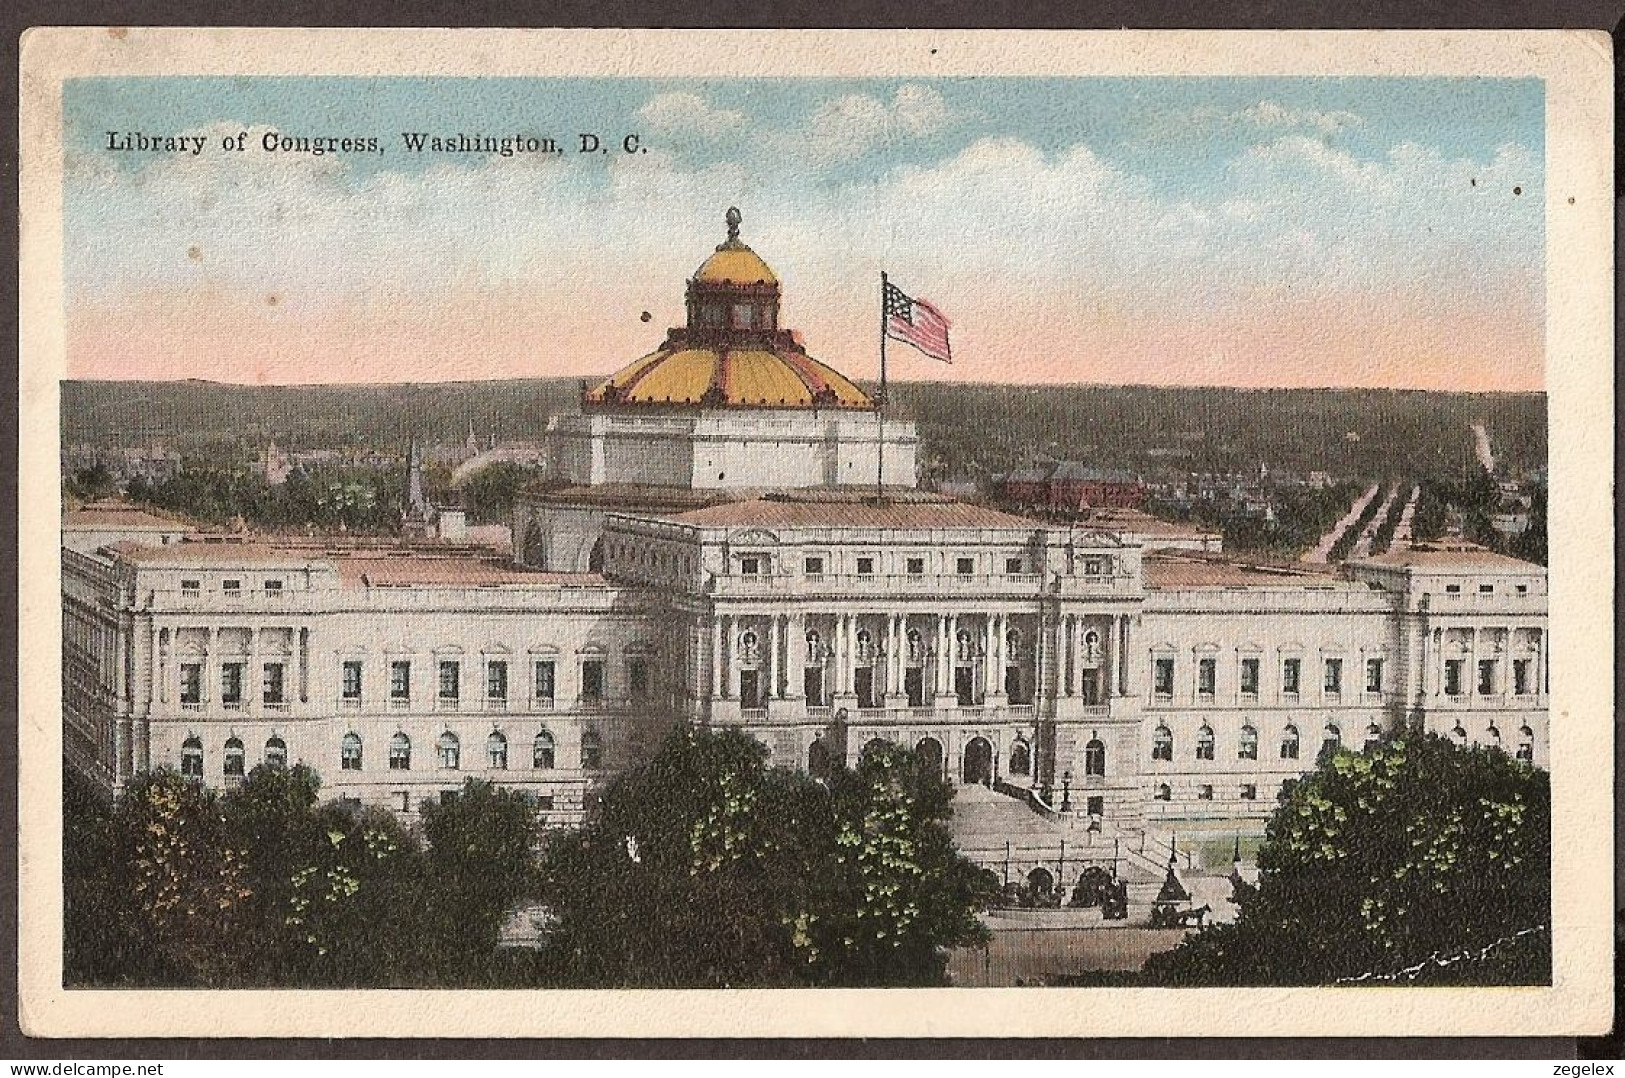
[635,93,746,138]
[1241,100,1364,134]
[796,84,956,166]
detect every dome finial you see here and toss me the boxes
[725,206,742,243]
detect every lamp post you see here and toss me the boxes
[1061,770,1073,813]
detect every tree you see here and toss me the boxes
[1144,733,1550,986]
[537,726,990,988]
[88,770,254,985]
[414,779,546,983]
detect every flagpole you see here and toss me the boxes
[877,271,888,501]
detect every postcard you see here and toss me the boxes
[17,27,1614,1038]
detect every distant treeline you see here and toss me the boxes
[63,378,1546,481]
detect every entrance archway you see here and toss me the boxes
[914,736,944,776]
[1026,867,1054,897]
[961,736,993,785]
[860,737,892,764]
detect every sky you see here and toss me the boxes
[62,76,1546,391]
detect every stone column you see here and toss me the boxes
[1117,614,1130,697]
[711,615,724,699]
[767,614,781,700]
[787,612,806,700]
[245,628,259,716]
[298,626,310,704]
[157,626,169,705]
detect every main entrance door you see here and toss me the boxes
[962,736,993,785]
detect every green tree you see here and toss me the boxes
[93,770,254,985]
[538,727,989,988]
[1144,732,1550,986]
[415,779,546,982]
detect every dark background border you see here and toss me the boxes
[4,0,1619,1061]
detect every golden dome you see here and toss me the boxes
[584,208,872,411]
[693,246,779,286]
[585,345,872,409]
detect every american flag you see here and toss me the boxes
[883,279,952,363]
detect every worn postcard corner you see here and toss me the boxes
[16,26,1614,1039]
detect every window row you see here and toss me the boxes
[178,727,605,777]
[1152,781,1266,802]
[179,661,287,706]
[1151,655,1385,700]
[733,552,1045,578]
[334,657,648,707]
[178,577,284,597]
[1441,657,1539,697]
[1150,721,1375,762]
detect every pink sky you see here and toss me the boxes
[67,279,1543,393]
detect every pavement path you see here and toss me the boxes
[1302,482,1379,564]
[1349,483,1400,560]
[1392,484,1421,548]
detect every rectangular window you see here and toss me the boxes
[222,579,241,596]
[856,557,875,576]
[1444,659,1464,697]
[262,662,285,705]
[1445,583,1461,594]
[804,556,824,575]
[180,578,200,596]
[1197,657,1216,697]
[390,660,411,701]
[1365,657,1384,695]
[906,556,925,575]
[438,660,460,701]
[581,660,605,705]
[956,557,974,575]
[1239,658,1260,697]
[1083,557,1104,576]
[739,555,762,576]
[1282,658,1301,696]
[534,660,556,703]
[628,658,649,700]
[1241,784,1258,801]
[1513,658,1532,696]
[536,795,555,811]
[1515,584,1529,595]
[486,660,508,700]
[1323,658,1342,696]
[1478,583,1494,594]
[179,662,203,704]
[1198,785,1214,801]
[397,791,411,813]
[220,662,244,705]
[263,579,284,596]
[342,660,362,700]
[1477,659,1496,696]
[1004,557,1024,574]
[1153,657,1175,697]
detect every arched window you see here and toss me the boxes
[581,728,603,769]
[389,732,411,770]
[955,628,973,660]
[1084,738,1106,777]
[522,526,546,568]
[1152,725,1173,761]
[1154,783,1172,801]
[1516,725,1534,763]
[1005,627,1022,651]
[341,732,363,771]
[1238,724,1258,760]
[1320,724,1342,757]
[264,736,287,770]
[1195,725,1215,760]
[180,736,204,778]
[805,630,822,661]
[861,737,892,764]
[437,731,461,769]
[1363,723,1383,753]
[533,729,555,769]
[1083,631,1100,660]
[587,537,605,572]
[1450,723,1468,746]
[487,731,508,769]
[1009,739,1031,776]
[1485,723,1502,749]
[223,737,245,777]
[1280,724,1300,760]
